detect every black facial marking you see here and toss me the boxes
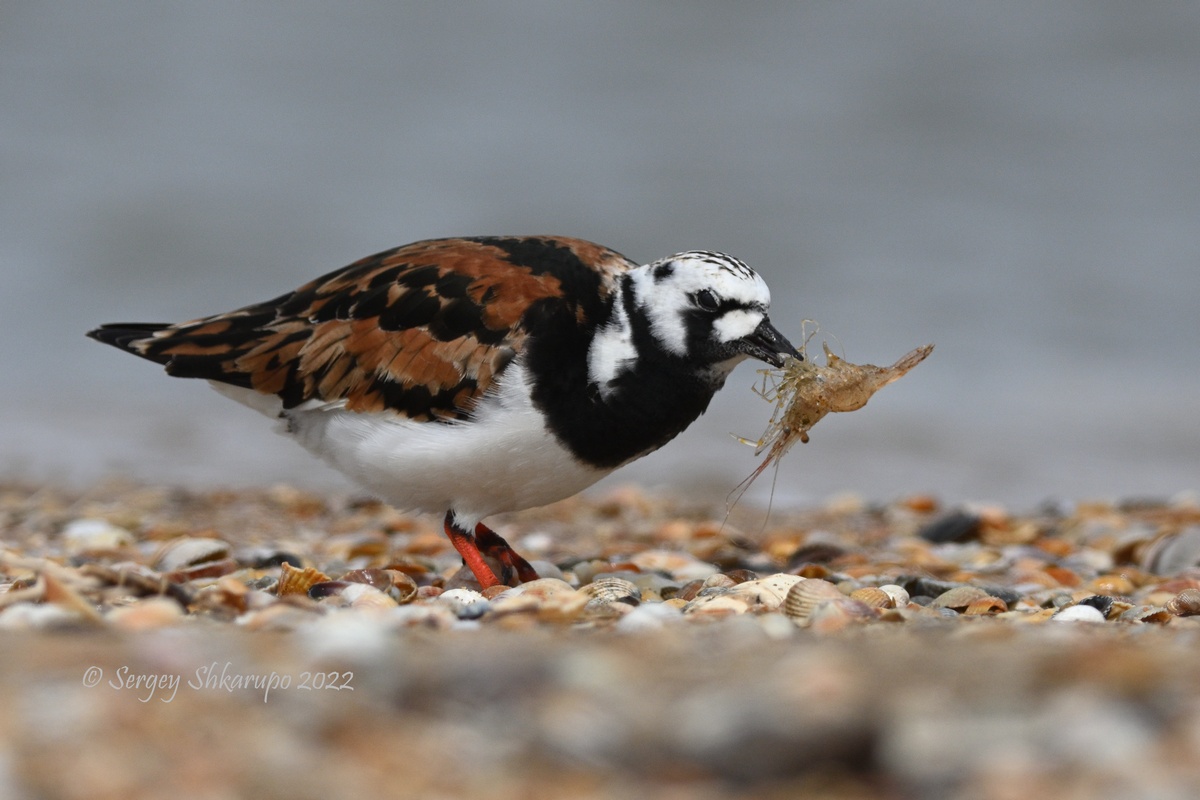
[524,275,726,469]
[653,261,674,282]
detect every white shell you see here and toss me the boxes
[61,519,134,554]
[436,588,490,619]
[1052,605,1106,623]
[879,584,911,607]
[155,537,230,571]
[726,574,805,610]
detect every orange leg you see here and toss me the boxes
[474,523,540,584]
[443,512,502,589]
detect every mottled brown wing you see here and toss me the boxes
[89,236,636,421]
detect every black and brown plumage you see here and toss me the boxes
[89,235,797,588]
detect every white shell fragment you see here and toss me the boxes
[1053,605,1107,623]
[61,519,135,555]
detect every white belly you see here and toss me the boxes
[211,363,609,524]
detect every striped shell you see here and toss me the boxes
[1166,588,1200,617]
[154,537,230,572]
[932,585,990,611]
[1117,604,1172,624]
[276,563,331,597]
[582,577,641,608]
[783,579,844,622]
[963,596,1008,615]
[849,587,894,609]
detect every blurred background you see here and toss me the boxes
[2,2,1196,509]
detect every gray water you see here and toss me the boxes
[3,2,1197,509]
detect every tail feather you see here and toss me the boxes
[86,323,173,364]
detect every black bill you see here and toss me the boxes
[738,318,801,368]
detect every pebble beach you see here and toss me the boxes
[3,481,1200,799]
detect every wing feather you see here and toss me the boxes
[89,236,635,421]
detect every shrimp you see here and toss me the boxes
[737,337,934,486]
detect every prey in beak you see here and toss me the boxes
[737,318,801,368]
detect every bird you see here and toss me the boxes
[88,235,798,589]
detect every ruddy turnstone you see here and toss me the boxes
[88,236,798,588]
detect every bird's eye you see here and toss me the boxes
[695,289,720,312]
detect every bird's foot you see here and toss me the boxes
[443,513,540,589]
[443,512,503,589]
[474,522,540,584]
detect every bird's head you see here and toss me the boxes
[628,250,798,377]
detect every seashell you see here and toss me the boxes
[726,574,804,610]
[1042,565,1082,588]
[307,580,353,599]
[1052,604,1106,623]
[106,598,184,630]
[1105,600,1134,620]
[615,602,683,631]
[1087,574,1135,597]
[388,604,460,630]
[807,597,877,633]
[849,587,894,609]
[164,557,239,583]
[341,568,393,591]
[533,590,590,622]
[385,571,419,604]
[1166,588,1200,616]
[208,577,251,615]
[684,593,753,616]
[342,583,399,612]
[304,580,397,612]
[880,584,911,608]
[276,563,331,597]
[783,578,843,622]
[436,588,490,619]
[1075,595,1114,616]
[0,603,89,631]
[61,519,135,555]
[582,577,641,607]
[900,577,960,599]
[627,549,718,582]
[239,547,305,569]
[494,577,577,601]
[1118,604,1172,624]
[39,572,103,623]
[931,585,989,611]
[1143,527,1200,576]
[488,583,588,621]
[674,579,706,602]
[702,573,737,590]
[962,596,1008,615]
[154,537,230,572]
